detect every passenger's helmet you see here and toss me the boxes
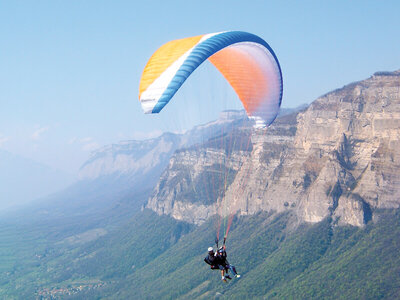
[208,247,214,252]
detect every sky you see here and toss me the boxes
[1,0,400,175]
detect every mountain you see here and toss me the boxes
[0,150,74,210]
[0,72,399,299]
[147,70,400,227]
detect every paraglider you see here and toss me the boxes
[139,31,282,282]
[204,243,240,282]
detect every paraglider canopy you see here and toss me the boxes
[139,31,283,128]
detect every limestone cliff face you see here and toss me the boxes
[146,115,297,224]
[147,123,253,224]
[146,71,400,227]
[295,71,400,225]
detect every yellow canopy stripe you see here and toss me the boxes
[139,34,204,98]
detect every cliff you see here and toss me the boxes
[147,71,400,227]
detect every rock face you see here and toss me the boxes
[78,133,181,182]
[146,71,400,227]
[295,71,400,226]
[146,126,253,224]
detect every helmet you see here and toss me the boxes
[218,247,224,253]
[208,247,214,252]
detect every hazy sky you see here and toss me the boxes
[1,1,399,174]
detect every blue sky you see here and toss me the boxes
[1,0,399,174]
